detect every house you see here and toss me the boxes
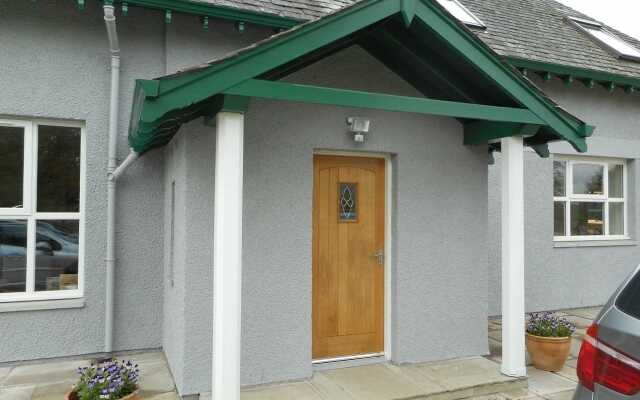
[0,0,639,398]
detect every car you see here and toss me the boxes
[0,220,78,293]
[574,265,640,400]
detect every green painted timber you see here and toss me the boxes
[530,143,550,158]
[411,1,590,152]
[463,121,541,145]
[225,79,545,123]
[506,57,640,91]
[128,0,591,154]
[103,0,300,28]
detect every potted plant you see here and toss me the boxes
[65,359,140,400]
[525,312,575,372]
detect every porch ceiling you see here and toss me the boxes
[128,0,593,155]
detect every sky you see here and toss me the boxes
[557,0,640,40]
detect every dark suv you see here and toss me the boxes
[574,265,640,400]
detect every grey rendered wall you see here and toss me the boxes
[488,76,640,315]
[161,17,272,395]
[0,1,165,360]
[176,46,490,393]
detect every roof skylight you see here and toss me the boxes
[435,0,485,28]
[569,17,640,61]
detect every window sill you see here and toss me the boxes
[554,239,637,248]
[0,298,85,313]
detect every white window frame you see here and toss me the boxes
[568,17,640,62]
[553,156,628,242]
[0,118,85,303]
[435,0,486,29]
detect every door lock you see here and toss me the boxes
[373,250,384,265]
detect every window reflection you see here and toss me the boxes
[37,125,81,212]
[35,220,79,292]
[573,164,603,195]
[0,127,24,208]
[0,220,27,293]
[571,202,603,236]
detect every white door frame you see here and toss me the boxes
[312,150,393,363]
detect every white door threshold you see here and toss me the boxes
[312,352,385,364]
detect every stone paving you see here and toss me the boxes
[485,306,601,400]
[0,351,178,400]
[0,307,600,400]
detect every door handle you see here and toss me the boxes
[373,250,384,265]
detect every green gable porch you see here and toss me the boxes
[125,0,592,397]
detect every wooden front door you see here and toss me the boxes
[312,155,385,360]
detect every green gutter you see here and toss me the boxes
[105,0,300,28]
[506,57,640,90]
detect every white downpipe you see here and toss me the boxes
[112,151,139,181]
[104,4,120,354]
[500,136,527,377]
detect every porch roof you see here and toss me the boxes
[127,0,593,156]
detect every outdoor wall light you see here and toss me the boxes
[347,117,371,143]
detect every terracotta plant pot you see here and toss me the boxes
[526,333,572,371]
[64,390,140,400]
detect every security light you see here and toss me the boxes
[347,117,370,143]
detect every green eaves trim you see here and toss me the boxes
[104,0,300,28]
[506,57,640,90]
[129,0,590,154]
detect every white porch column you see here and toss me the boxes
[213,111,245,400]
[500,136,527,378]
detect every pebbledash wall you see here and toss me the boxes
[488,75,640,316]
[0,0,165,361]
[163,46,491,395]
[0,0,270,365]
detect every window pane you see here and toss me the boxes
[553,161,566,196]
[608,164,624,198]
[573,164,604,195]
[339,183,357,221]
[571,202,604,236]
[0,126,24,208]
[616,271,640,319]
[584,26,640,59]
[609,203,624,235]
[436,0,483,26]
[0,220,27,293]
[35,220,79,292]
[37,126,81,212]
[554,202,566,236]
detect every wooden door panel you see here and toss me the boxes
[313,155,385,360]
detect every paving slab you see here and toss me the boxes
[310,373,355,400]
[0,386,34,400]
[566,308,601,320]
[138,361,176,394]
[527,368,576,396]
[3,359,89,386]
[543,390,575,400]
[569,338,583,359]
[319,364,424,400]
[385,363,444,395]
[0,368,11,386]
[405,358,522,393]
[499,388,546,400]
[31,381,75,400]
[554,365,577,383]
[143,393,180,400]
[242,382,323,400]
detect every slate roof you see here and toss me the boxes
[194,0,640,79]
